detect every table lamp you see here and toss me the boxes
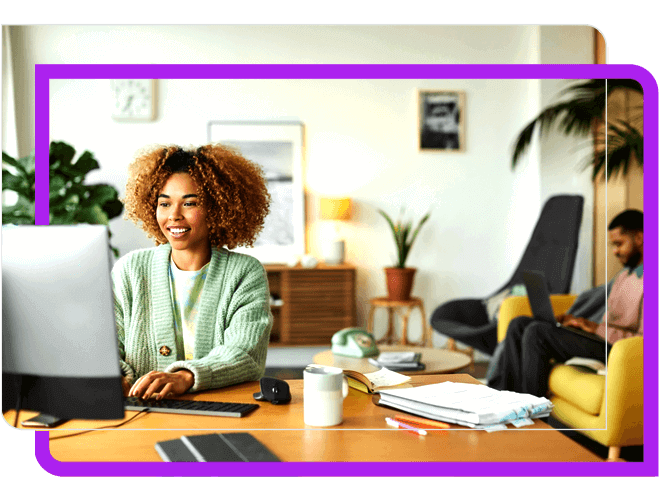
[320,197,351,265]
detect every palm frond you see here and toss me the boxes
[512,78,643,178]
[512,98,599,168]
[559,78,642,98]
[591,120,644,180]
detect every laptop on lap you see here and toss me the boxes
[521,270,611,347]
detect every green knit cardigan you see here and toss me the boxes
[111,244,272,392]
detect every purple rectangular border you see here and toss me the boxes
[32,64,658,476]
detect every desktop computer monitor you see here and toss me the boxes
[2,224,124,421]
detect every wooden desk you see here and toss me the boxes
[6,374,601,462]
[313,345,471,375]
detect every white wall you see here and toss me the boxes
[5,25,594,355]
[538,26,596,293]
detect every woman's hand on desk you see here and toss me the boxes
[128,370,195,400]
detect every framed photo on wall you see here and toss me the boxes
[418,90,465,152]
[207,120,306,264]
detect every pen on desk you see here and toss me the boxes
[393,414,450,429]
[385,417,427,436]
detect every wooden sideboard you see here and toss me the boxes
[264,263,356,345]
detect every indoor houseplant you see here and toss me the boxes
[378,208,430,301]
[2,141,123,255]
[511,79,643,180]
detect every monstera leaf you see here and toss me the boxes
[2,141,123,256]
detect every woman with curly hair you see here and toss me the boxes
[113,144,272,399]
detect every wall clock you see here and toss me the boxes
[111,79,156,121]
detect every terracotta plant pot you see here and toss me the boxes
[384,267,417,301]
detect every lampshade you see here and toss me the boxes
[320,197,351,221]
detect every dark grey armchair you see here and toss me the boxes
[430,195,584,356]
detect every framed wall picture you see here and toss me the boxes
[207,121,305,264]
[418,90,465,152]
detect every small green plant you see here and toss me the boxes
[378,208,431,268]
[2,141,123,255]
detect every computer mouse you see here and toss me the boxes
[253,377,291,405]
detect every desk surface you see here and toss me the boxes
[6,374,601,462]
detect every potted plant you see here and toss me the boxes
[511,79,643,180]
[378,208,430,301]
[2,141,123,256]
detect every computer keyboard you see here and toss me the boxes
[124,396,259,418]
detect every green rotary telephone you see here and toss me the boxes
[331,328,380,358]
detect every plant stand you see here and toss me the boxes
[367,296,431,347]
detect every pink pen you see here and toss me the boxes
[385,417,427,436]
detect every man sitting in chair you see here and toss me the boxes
[488,209,643,397]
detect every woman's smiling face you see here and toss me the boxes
[156,173,210,255]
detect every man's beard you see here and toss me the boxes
[625,249,642,268]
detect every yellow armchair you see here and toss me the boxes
[498,295,643,460]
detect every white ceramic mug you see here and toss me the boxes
[303,364,349,427]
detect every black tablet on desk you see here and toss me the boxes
[156,433,280,462]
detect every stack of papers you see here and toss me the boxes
[377,382,553,430]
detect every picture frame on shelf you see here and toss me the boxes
[418,90,465,152]
[207,120,306,264]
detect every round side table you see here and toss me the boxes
[367,296,431,346]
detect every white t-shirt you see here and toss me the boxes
[168,258,210,360]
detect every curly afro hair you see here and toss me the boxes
[123,143,271,249]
